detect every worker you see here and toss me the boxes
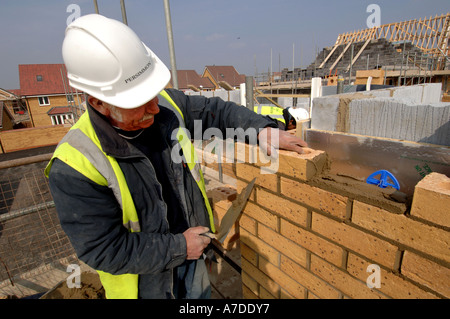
[45,14,309,299]
[254,105,309,130]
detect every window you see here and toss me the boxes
[36,75,43,81]
[67,94,74,103]
[51,113,73,125]
[38,96,50,105]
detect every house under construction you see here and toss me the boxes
[0,12,449,299]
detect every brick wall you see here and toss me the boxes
[202,141,449,299]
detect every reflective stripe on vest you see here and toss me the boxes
[45,90,214,299]
[254,105,285,124]
[158,90,215,234]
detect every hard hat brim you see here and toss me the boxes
[69,44,171,109]
[288,107,310,121]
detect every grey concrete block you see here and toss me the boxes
[311,96,340,131]
[421,83,442,104]
[391,85,424,104]
[348,97,450,146]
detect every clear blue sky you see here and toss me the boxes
[0,0,448,90]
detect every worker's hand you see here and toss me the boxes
[183,226,211,260]
[258,127,310,156]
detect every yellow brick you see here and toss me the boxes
[310,255,387,299]
[258,223,308,268]
[239,214,257,235]
[280,218,343,267]
[280,255,340,299]
[276,148,328,181]
[312,212,398,269]
[401,251,450,298]
[240,243,258,266]
[236,162,278,192]
[352,200,450,264]
[242,285,259,299]
[259,285,277,299]
[234,142,328,181]
[243,201,278,231]
[256,188,308,227]
[347,253,439,299]
[280,177,348,219]
[258,257,306,299]
[280,288,295,299]
[241,272,259,296]
[237,179,255,201]
[410,173,450,228]
[240,228,279,266]
[242,258,280,298]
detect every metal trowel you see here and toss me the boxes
[202,178,256,243]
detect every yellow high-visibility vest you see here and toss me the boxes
[253,105,285,124]
[45,90,214,299]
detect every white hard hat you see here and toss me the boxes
[288,107,309,121]
[62,14,171,109]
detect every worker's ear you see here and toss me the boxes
[88,96,110,116]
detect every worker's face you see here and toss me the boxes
[286,119,296,130]
[90,96,160,131]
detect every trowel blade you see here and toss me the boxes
[216,178,256,243]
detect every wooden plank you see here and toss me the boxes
[346,38,372,72]
[318,43,340,69]
[329,41,353,72]
[0,125,69,153]
[256,94,310,98]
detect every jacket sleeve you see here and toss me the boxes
[48,158,187,275]
[164,88,278,142]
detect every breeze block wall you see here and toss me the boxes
[202,141,450,299]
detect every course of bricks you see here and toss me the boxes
[202,141,450,299]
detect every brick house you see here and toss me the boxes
[18,64,84,127]
[202,66,246,90]
[166,70,215,91]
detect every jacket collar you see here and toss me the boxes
[86,101,179,159]
[87,102,139,158]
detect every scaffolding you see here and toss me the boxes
[0,159,78,298]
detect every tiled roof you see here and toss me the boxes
[47,107,71,115]
[203,66,246,87]
[19,64,70,96]
[169,70,215,90]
